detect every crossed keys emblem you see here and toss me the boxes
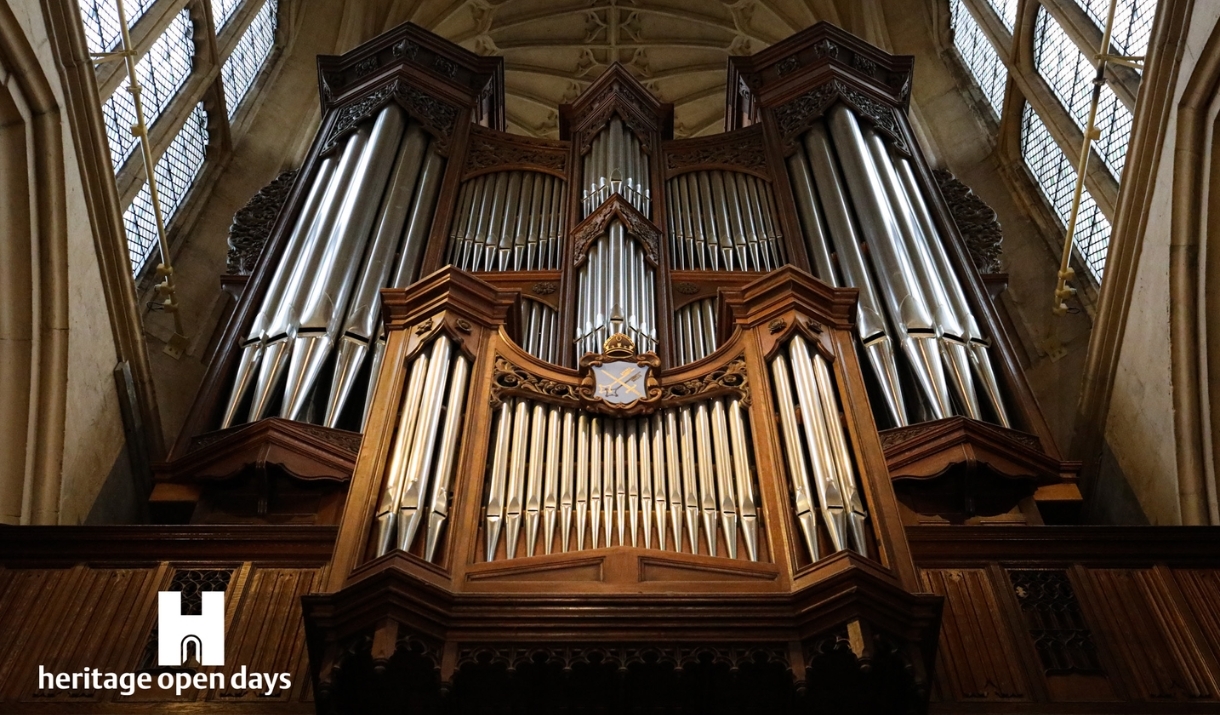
[592,361,649,405]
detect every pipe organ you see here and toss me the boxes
[154,21,1083,713]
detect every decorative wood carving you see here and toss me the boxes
[663,125,769,178]
[226,170,297,275]
[659,356,750,406]
[934,169,1004,274]
[772,79,907,154]
[463,125,569,178]
[1008,569,1104,675]
[490,353,582,408]
[570,194,661,266]
[320,80,460,155]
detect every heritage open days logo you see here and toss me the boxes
[37,590,292,697]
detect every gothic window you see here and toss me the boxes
[77,0,286,277]
[212,0,243,31]
[1021,103,1112,279]
[1077,0,1155,60]
[100,9,195,170]
[949,0,1007,118]
[78,0,157,54]
[1034,7,1133,177]
[123,103,210,273]
[985,0,1018,31]
[221,0,278,118]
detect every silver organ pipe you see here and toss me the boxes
[373,334,471,560]
[447,171,566,272]
[826,104,954,422]
[770,335,868,561]
[797,124,907,428]
[279,105,408,421]
[890,153,1011,427]
[582,118,650,217]
[222,153,338,429]
[673,297,718,366]
[666,171,784,272]
[862,126,979,422]
[222,105,446,431]
[574,221,657,358]
[480,399,761,562]
[519,298,560,364]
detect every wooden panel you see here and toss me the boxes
[212,567,318,703]
[1077,568,1215,701]
[921,568,1030,702]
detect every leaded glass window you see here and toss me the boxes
[1034,8,1132,178]
[212,0,243,31]
[985,0,1019,31]
[101,9,195,170]
[123,103,210,274]
[1077,0,1155,60]
[950,0,1007,118]
[78,0,157,54]
[221,0,278,119]
[1020,103,1112,279]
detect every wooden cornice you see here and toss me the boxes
[880,416,1078,485]
[0,525,337,566]
[152,417,360,483]
[907,525,1220,568]
[559,63,674,144]
[721,265,859,333]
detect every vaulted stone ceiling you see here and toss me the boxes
[365,0,843,138]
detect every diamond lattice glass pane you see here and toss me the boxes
[212,0,243,31]
[950,0,1007,117]
[1078,0,1155,60]
[1021,103,1112,280]
[985,0,1019,30]
[123,103,210,275]
[221,0,278,119]
[78,0,157,54]
[101,9,196,170]
[1034,8,1132,178]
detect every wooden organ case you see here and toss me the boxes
[152,20,1083,715]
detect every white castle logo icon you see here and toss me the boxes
[157,591,225,667]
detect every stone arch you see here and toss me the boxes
[1171,17,1220,524]
[0,4,69,524]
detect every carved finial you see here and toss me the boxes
[602,333,636,359]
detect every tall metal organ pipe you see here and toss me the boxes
[890,153,1011,426]
[795,124,907,427]
[862,125,980,422]
[827,104,954,421]
[222,153,337,429]
[222,105,448,431]
[574,221,657,357]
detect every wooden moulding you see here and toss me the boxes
[0,525,337,566]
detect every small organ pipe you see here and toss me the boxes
[810,351,868,556]
[373,348,429,556]
[504,399,531,558]
[771,353,821,560]
[395,335,452,552]
[728,399,759,561]
[665,409,685,552]
[590,416,603,549]
[710,399,739,559]
[576,412,590,551]
[485,400,513,561]
[559,409,575,553]
[423,355,469,562]
[525,402,547,556]
[788,335,848,552]
[651,413,669,551]
[638,417,653,549]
